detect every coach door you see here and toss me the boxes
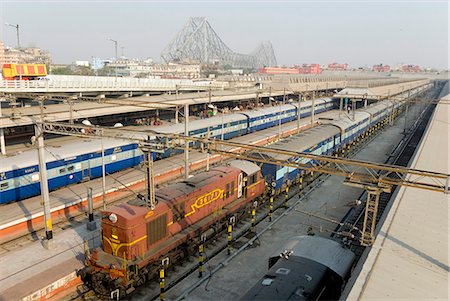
[81,160,90,181]
[237,173,243,198]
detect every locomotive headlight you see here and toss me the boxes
[109,213,118,223]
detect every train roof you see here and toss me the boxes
[290,97,333,109]
[153,113,247,134]
[360,99,394,115]
[250,124,339,162]
[131,166,239,206]
[241,255,328,301]
[227,160,260,175]
[0,138,133,173]
[320,111,370,131]
[269,236,355,279]
[237,104,297,118]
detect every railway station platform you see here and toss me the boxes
[344,95,449,300]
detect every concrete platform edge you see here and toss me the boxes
[21,272,80,301]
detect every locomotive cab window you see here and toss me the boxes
[248,173,257,185]
[68,166,74,172]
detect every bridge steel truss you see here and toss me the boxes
[161,17,277,69]
[37,121,449,245]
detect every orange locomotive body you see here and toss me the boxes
[79,160,265,297]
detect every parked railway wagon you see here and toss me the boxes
[77,160,265,298]
[0,99,335,204]
[240,236,355,301]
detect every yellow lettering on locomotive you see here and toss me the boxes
[185,189,224,217]
[193,189,224,209]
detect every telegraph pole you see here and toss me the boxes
[175,85,179,124]
[297,92,302,133]
[310,95,315,126]
[36,123,54,248]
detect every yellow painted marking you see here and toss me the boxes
[185,188,224,217]
[46,219,52,231]
[111,234,118,239]
[145,211,155,218]
[103,235,148,256]
[246,180,261,190]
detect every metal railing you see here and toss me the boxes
[0,76,228,93]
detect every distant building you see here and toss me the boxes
[259,64,322,75]
[149,63,201,78]
[230,69,244,75]
[0,41,51,66]
[327,63,348,71]
[0,42,5,66]
[259,67,299,74]
[401,64,421,73]
[297,64,321,74]
[372,64,391,72]
[91,57,111,70]
[102,59,201,78]
[74,60,90,67]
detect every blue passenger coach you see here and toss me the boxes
[0,139,143,204]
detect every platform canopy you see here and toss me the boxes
[333,87,378,100]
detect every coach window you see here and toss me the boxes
[0,182,8,190]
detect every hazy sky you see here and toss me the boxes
[0,1,448,69]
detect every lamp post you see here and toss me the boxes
[5,22,22,80]
[5,23,20,48]
[107,38,118,60]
